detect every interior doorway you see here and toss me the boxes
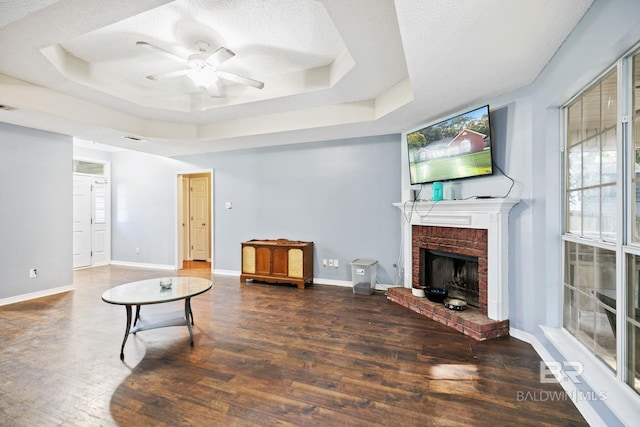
[72,159,111,269]
[177,172,213,271]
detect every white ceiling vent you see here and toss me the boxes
[121,135,148,142]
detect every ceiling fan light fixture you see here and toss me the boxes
[188,68,218,89]
[138,40,263,95]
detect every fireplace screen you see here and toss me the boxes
[422,249,479,307]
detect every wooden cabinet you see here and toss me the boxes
[241,239,313,288]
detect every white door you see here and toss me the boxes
[91,178,109,265]
[72,175,92,268]
[190,176,209,261]
[179,176,189,264]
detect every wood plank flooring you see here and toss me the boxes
[0,265,587,426]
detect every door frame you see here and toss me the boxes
[72,156,111,268]
[72,174,92,268]
[176,169,214,272]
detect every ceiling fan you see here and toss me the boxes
[137,40,264,97]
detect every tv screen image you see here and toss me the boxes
[406,105,493,185]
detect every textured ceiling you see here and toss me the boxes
[51,0,350,111]
[0,0,593,157]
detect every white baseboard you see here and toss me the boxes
[110,260,176,270]
[313,277,352,287]
[510,326,607,426]
[311,278,393,291]
[543,326,640,427]
[213,269,240,276]
[213,270,392,291]
[0,285,75,307]
[511,325,640,427]
[509,327,535,344]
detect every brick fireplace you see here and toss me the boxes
[391,199,519,340]
[414,225,488,313]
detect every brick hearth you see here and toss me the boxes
[387,287,509,340]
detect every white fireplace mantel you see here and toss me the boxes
[394,198,520,321]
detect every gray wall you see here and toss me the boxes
[98,134,401,285]
[0,122,72,299]
[109,149,192,266]
[177,135,402,285]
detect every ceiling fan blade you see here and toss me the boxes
[146,69,190,81]
[136,41,188,65]
[216,70,264,89]
[206,47,235,66]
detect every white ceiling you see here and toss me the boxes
[0,0,593,157]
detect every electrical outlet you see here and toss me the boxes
[328,259,334,267]
[29,268,37,278]
[322,259,327,267]
[136,247,140,254]
[333,259,339,267]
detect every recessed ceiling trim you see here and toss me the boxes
[198,100,376,141]
[41,44,194,112]
[1,71,412,146]
[0,73,197,139]
[374,78,413,119]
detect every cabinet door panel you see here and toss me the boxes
[288,248,303,278]
[255,247,272,275]
[242,246,255,273]
[271,247,288,276]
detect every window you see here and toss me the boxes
[73,160,105,175]
[94,180,106,224]
[565,70,617,241]
[632,53,640,243]
[563,49,640,395]
[626,253,640,393]
[626,52,640,394]
[564,68,618,373]
[563,242,617,370]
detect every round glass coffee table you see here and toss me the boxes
[102,276,212,360]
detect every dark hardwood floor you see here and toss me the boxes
[0,265,587,426]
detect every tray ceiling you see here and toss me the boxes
[0,0,593,157]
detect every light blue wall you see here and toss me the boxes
[0,122,73,299]
[177,135,402,284]
[74,144,113,163]
[75,136,405,284]
[109,150,193,266]
[101,135,401,284]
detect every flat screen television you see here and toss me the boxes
[405,105,493,185]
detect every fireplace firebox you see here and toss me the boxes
[411,224,489,314]
[421,249,479,308]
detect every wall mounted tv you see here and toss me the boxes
[405,105,493,185]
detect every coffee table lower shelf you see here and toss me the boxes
[120,298,194,360]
